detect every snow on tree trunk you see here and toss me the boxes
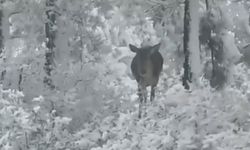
[0,9,3,54]
[0,6,6,84]
[54,15,71,65]
[189,0,201,83]
[183,0,191,90]
[44,0,56,90]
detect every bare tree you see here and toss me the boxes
[44,0,56,89]
[0,9,2,53]
[182,0,191,90]
[0,3,5,84]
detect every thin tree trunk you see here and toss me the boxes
[205,0,209,10]
[44,0,56,89]
[183,0,191,90]
[18,67,23,91]
[205,0,215,77]
[0,9,3,54]
[0,7,5,84]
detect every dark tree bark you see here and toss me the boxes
[204,0,216,78]
[18,67,23,91]
[182,0,192,90]
[0,7,5,84]
[0,9,3,54]
[44,0,56,89]
[205,0,209,10]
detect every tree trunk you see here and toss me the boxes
[205,0,215,78]
[18,67,23,91]
[0,9,3,54]
[205,0,209,10]
[0,7,5,84]
[44,0,56,89]
[182,0,191,90]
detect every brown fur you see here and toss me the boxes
[129,43,163,118]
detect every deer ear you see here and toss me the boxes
[151,43,161,53]
[129,44,139,53]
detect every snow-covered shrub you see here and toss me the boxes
[0,87,73,150]
[75,80,250,150]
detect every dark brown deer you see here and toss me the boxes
[129,43,163,118]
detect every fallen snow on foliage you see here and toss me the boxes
[74,80,250,150]
[221,31,242,64]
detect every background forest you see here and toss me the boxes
[1,0,250,149]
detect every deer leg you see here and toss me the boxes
[138,84,148,118]
[141,86,147,117]
[143,87,147,104]
[150,86,156,102]
[138,85,143,118]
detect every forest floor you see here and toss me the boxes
[77,76,250,150]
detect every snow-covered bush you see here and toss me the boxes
[75,81,250,150]
[0,87,73,150]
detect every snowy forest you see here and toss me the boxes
[1,0,250,149]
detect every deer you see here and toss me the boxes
[129,43,163,118]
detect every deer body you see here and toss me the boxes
[129,43,163,118]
